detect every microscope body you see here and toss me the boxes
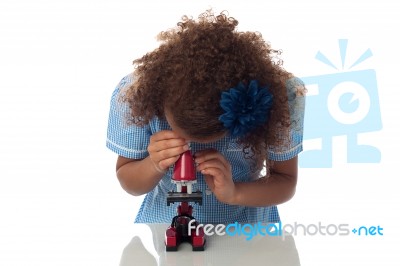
[165,150,206,251]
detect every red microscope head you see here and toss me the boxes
[172,150,196,182]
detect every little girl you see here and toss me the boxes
[106,10,306,224]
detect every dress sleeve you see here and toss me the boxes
[106,74,151,159]
[268,77,306,161]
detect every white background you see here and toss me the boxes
[1,0,399,265]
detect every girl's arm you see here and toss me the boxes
[116,156,166,196]
[195,149,297,206]
[116,130,189,196]
[233,156,297,206]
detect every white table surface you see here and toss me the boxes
[1,218,398,266]
[119,223,300,266]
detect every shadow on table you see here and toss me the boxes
[120,224,301,266]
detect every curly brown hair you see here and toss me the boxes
[122,10,295,172]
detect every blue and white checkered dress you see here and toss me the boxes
[106,74,305,224]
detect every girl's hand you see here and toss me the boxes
[148,130,189,173]
[195,149,236,204]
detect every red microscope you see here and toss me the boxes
[165,150,206,251]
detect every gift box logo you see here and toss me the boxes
[299,39,382,168]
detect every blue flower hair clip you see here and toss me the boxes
[219,80,273,138]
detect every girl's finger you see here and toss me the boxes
[195,149,231,170]
[158,155,181,170]
[197,159,228,173]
